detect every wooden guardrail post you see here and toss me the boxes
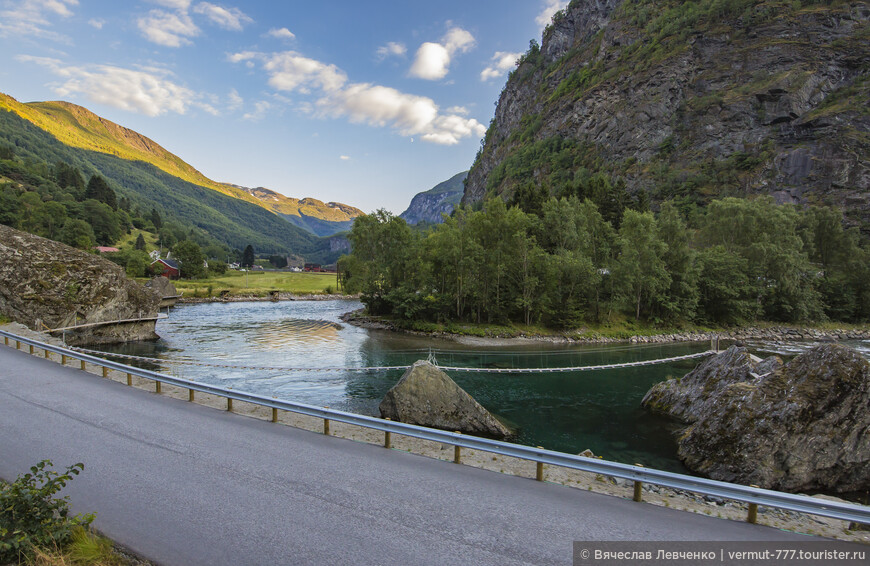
[633,464,644,502]
[61,354,67,365]
[29,345,34,354]
[384,418,391,448]
[454,432,462,464]
[189,388,195,402]
[3,336,8,345]
[102,366,108,378]
[271,407,278,423]
[127,373,132,386]
[536,447,545,481]
[227,398,233,412]
[44,348,50,359]
[80,360,86,370]
[156,381,162,394]
[747,486,760,523]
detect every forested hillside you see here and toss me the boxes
[0,108,343,264]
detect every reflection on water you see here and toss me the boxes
[97,300,868,476]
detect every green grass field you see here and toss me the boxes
[167,270,342,297]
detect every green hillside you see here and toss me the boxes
[0,108,342,263]
[0,93,363,235]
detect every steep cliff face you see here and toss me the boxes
[399,171,467,225]
[0,224,159,344]
[465,0,870,228]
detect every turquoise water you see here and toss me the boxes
[93,300,869,476]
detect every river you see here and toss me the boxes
[92,299,870,476]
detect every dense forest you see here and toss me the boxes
[339,194,870,329]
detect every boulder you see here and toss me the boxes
[643,345,870,493]
[145,275,178,298]
[0,224,159,345]
[379,360,514,440]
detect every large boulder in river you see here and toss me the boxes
[643,345,870,493]
[379,360,514,440]
[0,224,159,345]
[145,275,178,298]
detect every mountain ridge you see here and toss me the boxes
[399,171,467,225]
[0,92,362,235]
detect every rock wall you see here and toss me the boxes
[0,224,159,344]
[643,344,870,493]
[465,0,870,227]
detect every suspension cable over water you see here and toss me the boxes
[70,347,716,374]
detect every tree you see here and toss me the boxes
[58,219,95,250]
[135,232,146,250]
[173,240,205,279]
[696,246,758,324]
[613,210,670,320]
[84,175,117,210]
[241,245,255,268]
[81,199,122,245]
[149,208,162,231]
[653,202,698,321]
[54,162,84,195]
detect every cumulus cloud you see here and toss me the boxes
[266,27,295,41]
[536,0,569,29]
[243,100,271,121]
[409,26,475,80]
[0,0,79,41]
[231,48,484,145]
[480,51,522,81]
[19,55,204,117]
[376,41,406,60]
[137,9,199,47]
[193,2,252,31]
[339,155,350,161]
[87,18,104,29]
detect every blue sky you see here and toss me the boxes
[0,0,568,214]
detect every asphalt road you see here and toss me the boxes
[0,345,818,565]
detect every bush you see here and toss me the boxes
[0,460,94,563]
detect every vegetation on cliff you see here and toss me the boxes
[465,0,870,230]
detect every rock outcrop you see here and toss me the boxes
[379,360,514,439]
[399,171,467,225]
[643,345,870,493]
[465,0,870,228]
[145,276,179,307]
[0,224,159,345]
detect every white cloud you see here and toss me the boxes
[536,0,569,30]
[409,26,475,80]
[19,55,203,117]
[227,88,243,111]
[0,0,78,41]
[376,41,406,60]
[339,155,350,161]
[149,0,191,9]
[232,48,485,145]
[243,100,271,121]
[480,51,522,81]
[266,27,295,41]
[445,105,469,115]
[238,51,347,93]
[137,9,199,47]
[193,2,252,31]
[87,18,104,29]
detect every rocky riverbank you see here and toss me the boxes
[341,309,870,346]
[178,293,360,304]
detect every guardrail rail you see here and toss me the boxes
[1,328,868,527]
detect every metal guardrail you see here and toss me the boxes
[1,328,868,526]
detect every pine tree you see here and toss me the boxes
[242,245,255,268]
[135,233,146,250]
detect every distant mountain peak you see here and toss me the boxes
[400,171,467,225]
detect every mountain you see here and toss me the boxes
[0,97,343,262]
[0,93,361,237]
[234,185,362,237]
[465,0,870,229]
[399,171,467,225]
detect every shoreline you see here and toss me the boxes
[340,309,870,346]
[177,293,360,304]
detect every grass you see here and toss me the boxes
[113,229,159,254]
[27,527,123,566]
[165,270,342,297]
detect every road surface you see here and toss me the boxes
[0,346,816,565]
